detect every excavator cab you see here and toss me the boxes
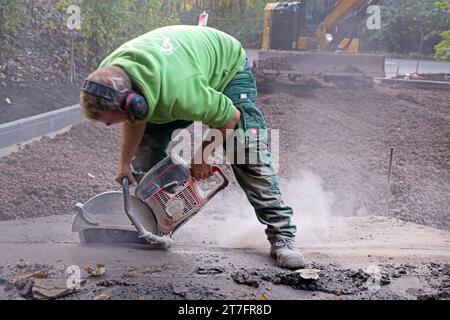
[257,0,385,86]
[262,0,359,53]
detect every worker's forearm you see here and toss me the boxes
[193,109,241,163]
[219,108,241,137]
[119,122,146,166]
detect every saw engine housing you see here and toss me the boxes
[135,155,229,234]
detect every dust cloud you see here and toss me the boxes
[204,170,342,248]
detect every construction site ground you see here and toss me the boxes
[0,83,449,300]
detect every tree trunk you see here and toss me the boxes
[419,30,425,54]
[160,0,168,14]
[220,0,226,17]
[239,0,245,16]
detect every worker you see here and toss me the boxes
[79,25,306,270]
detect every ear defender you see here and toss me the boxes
[122,92,148,119]
[81,79,148,119]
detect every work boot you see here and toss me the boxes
[270,238,306,270]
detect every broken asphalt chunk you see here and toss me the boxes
[32,278,78,300]
[196,267,224,275]
[295,268,321,280]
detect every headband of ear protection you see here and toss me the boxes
[81,79,148,119]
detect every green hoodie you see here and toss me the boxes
[99,25,246,128]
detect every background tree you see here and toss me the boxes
[0,0,28,58]
[435,0,450,61]
[360,0,450,57]
[1,0,450,81]
[53,0,179,71]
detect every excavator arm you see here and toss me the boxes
[315,0,380,50]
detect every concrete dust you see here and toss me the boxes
[283,170,340,246]
[198,169,340,249]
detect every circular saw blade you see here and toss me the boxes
[78,228,147,244]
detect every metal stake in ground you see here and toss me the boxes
[386,146,394,215]
[69,30,76,84]
[415,60,421,74]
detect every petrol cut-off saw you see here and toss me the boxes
[72,155,229,248]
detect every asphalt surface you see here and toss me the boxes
[0,213,448,300]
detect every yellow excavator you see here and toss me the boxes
[256,0,385,84]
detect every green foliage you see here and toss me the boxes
[0,0,28,55]
[1,0,449,75]
[0,0,179,73]
[175,0,266,47]
[360,0,450,55]
[434,1,450,60]
[435,30,450,60]
[436,0,450,13]
[208,3,266,48]
[53,0,179,71]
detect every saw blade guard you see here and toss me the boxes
[72,191,158,244]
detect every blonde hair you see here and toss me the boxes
[79,66,131,120]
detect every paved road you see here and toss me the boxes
[0,214,448,299]
[245,49,450,78]
[385,58,450,78]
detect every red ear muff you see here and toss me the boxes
[124,92,137,114]
[123,92,148,119]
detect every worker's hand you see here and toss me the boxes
[115,163,137,186]
[190,163,213,180]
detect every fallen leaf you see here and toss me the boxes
[33,273,48,280]
[12,268,33,284]
[93,293,110,300]
[12,268,47,285]
[261,294,268,300]
[85,263,106,277]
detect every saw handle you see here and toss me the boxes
[211,165,229,187]
[195,165,229,201]
[122,176,130,207]
[121,177,173,248]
